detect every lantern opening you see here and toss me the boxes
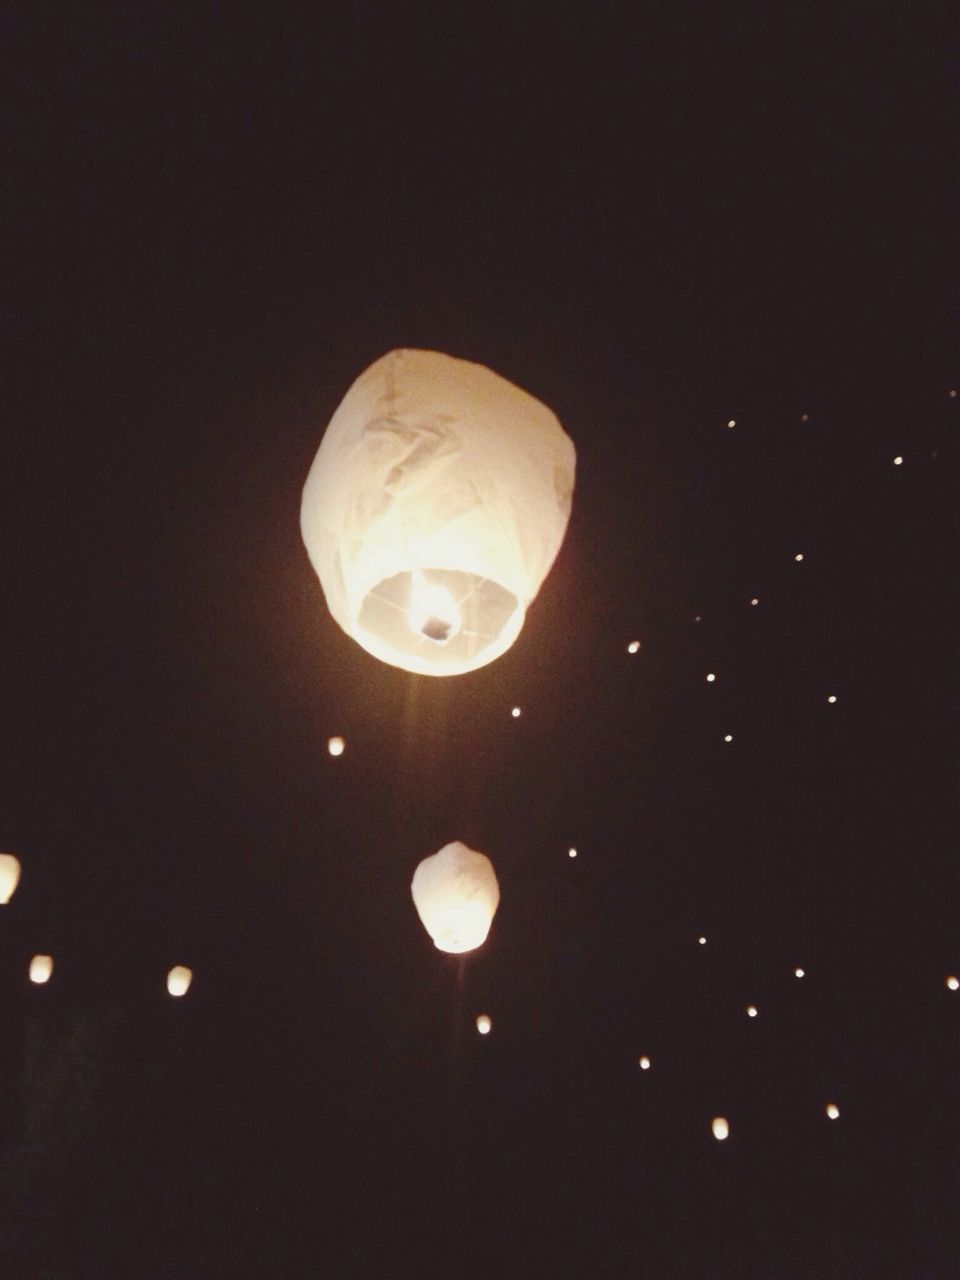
[408,572,462,645]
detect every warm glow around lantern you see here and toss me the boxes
[698,936,707,945]
[568,847,577,858]
[946,976,959,992]
[746,1005,758,1018]
[712,1116,729,1140]
[627,640,640,654]
[300,349,576,676]
[0,853,21,905]
[706,672,716,683]
[167,965,193,997]
[327,736,345,756]
[29,955,53,984]
[795,967,805,978]
[826,1103,840,1120]
[638,1055,651,1070]
[411,841,500,954]
[476,1014,492,1035]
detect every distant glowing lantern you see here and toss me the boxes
[750,597,759,606]
[794,553,804,562]
[0,853,21,905]
[946,976,959,992]
[627,640,640,654]
[795,967,805,978]
[706,672,716,683]
[411,841,500,954]
[712,1116,729,1141]
[476,1014,492,1035]
[726,419,736,428]
[327,735,345,756]
[826,1103,840,1120]
[511,706,522,718]
[29,955,53,985]
[746,1005,758,1018]
[638,1055,651,1070]
[568,847,578,858]
[827,695,837,703]
[698,936,707,945]
[893,455,903,466]
[301,349,576,676]
[800,412,810,422]
[723,734,733,743]
[166,965,193,997]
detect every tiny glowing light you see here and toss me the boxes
[511,706,521,718]
[698,936,707,946]
[694,615,702,623]
[750,597,759,606]
[166,965,193,998]
[794,553,804,562]
[29,955,53,985]
[476,1014,492,1035]
[949,389,957,398]
[800,412,810,422]
[826,1103,840,1120]
[723,734,733,743]
[327,736,345,757]
[827,695,837,704]
[893,456,903,466]
[568,847,578,858]
[946,976,959,991]
[0,853,22,905]
[795,967,805,978]
[746,1005,758,1018]
[627,640,641,654]
[726,419,736,429]
[638,1056,651,1070]
[711,1116,729,1141]
[706,673,716,683]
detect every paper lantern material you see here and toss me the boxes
[167,965,193,997]
[29,955,53,984]
[712,1116,730,1141]
[476,1014,492,1035]
[301,349,576,676]
[0,853,21,904]
[411,841,500,954]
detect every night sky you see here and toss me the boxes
[1,4,957,1277]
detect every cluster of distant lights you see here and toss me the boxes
[724,410,933,467]
[20,954,193,996]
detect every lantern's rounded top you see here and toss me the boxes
[301,349,575,676]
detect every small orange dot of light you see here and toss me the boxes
[746,1005,758,1018]
[750,597,759,606]
[794,553,804,562]
[795,967,805,978]
[628,640,641,654]
[727,419,736,428]
[698,936,707,945]
[511,706,521,718]
[327,736,345,757]
[638,1056,651,1070]
[893,456,903,465]
[568,847,577,858]
[826,1104,840,1120]
[476,1014,492,1035]
[706,673,716,683]
[827,695,837,704]
[723,734,733,743]
[947,976,959,991]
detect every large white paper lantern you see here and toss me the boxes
[301,349,576,676]
[411,841,500,954]
[0,853,21,904]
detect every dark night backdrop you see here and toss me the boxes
[1,3,956,1277]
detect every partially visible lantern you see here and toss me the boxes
[166,965,193,998]
[301,349,576,676]
[0,853,21,904]
[411,841,500,954]
[711,1116,730,1141]
[29,955,53,985]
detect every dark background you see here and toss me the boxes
[1,3,956,1276]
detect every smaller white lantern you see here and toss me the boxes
[638,1055,651,1070]
[327,736,345,757]
[746,1005,758,1018]
[29,955,53,985]
[0,853,21,905]
[712,1116,730,1141]
[476,1014,492,1035]
[167,965,193,998]
[826,1103,840,1120]
[946,976,959,992]
[411,841,500,954]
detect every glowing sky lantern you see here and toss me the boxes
[29,955,53,984]
[476,1014,492,1035]
[166,965,193,997]
[411,841,500,954]
[0,853,21,905]
[301,349,576,676]
[327,735,345,757]
[712,1116,730,1141]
